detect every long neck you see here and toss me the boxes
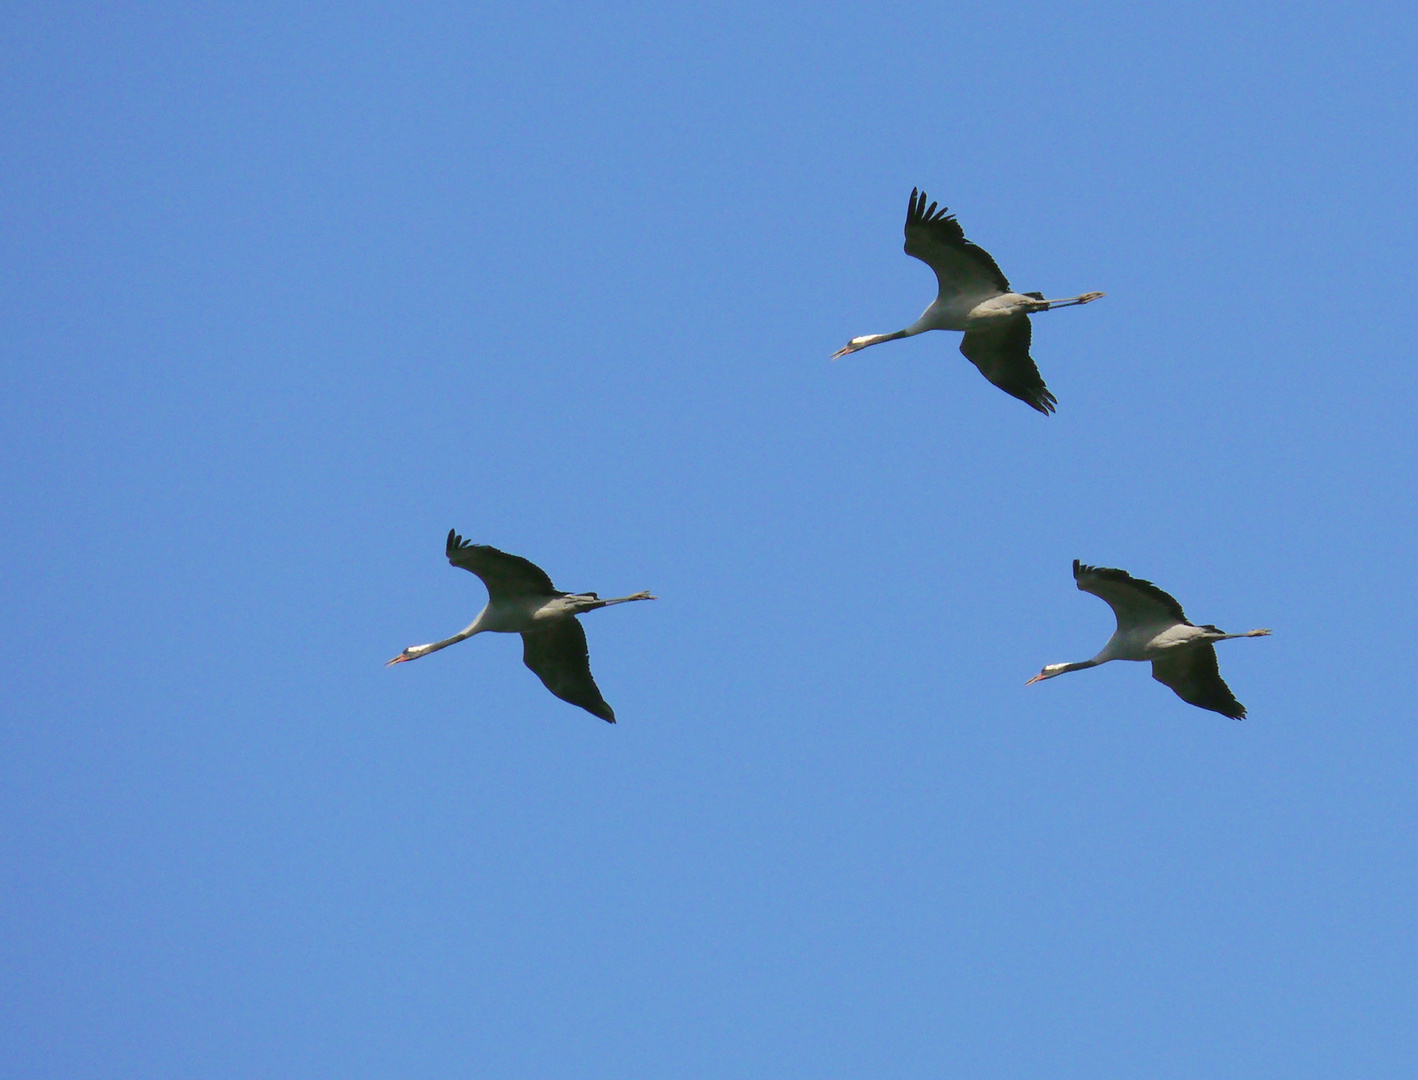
[859,328,914,348]
[418,608,490,655]
[1030,657,1103,684]
[833,326,922,359]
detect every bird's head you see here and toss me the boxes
[830,337,870,359]
[1025,664,1070,685]
[386,644,431,666]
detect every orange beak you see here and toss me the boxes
[1025,672,1048,685]
[385,654,411,666]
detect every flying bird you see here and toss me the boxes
[1027,560,1270,719]
[387,530,654,723]
[832,189,1104,413]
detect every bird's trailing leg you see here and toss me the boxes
[1035,291,1105,310]
[1217,628,1272,640]
[572,590,656,613]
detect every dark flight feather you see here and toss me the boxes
[1151,645,1246,720]
[903,188,1012,294]
[958,317,1057,414]
[521,618,616,723]
[446,530,558,599]
[1073,560,1190,624]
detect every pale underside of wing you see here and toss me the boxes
[521,617,616,723]
[1074,560,1190,634]
[903,189,1012,307]
[446,529,558,601]
[958,317,1057,414]
[1151,645,1246,719]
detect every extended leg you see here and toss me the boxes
[1039,291,1105,309]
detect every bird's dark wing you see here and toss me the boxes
[1151,645,1246,719]
[904,188,1012,300]
[958,317,1057,414]
[446,530,557,600]
[1074,560,1190,633]
[521,618,616,723]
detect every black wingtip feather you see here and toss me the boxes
[1028,388,1058,415]
[906,187,958,229]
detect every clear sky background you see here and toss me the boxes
[3,2,1416,1076]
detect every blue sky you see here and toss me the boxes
[3,2,1416,1076]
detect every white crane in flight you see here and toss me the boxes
[833,189,1104,414]
[1027,561,1270,719]
[387,530,654,723]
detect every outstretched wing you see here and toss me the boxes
[1074,560,1190,634]
[958,317,1057,414]
[904,188,1012,302]
[1151,645,1246,719]
[446,530,557,600]
[521,618,616,723]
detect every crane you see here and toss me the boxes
[832,189,1104,414]
[1027,560,1270,719]
[387,530,654,723]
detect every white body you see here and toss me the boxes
[1092,620,1227,664]
[397,590,648,660]
[908,291,1046,335]
[464,592,608,636]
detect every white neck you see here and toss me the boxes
[1046,658,1103,679]
[859,328,915,349]
[408,608,489,658]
